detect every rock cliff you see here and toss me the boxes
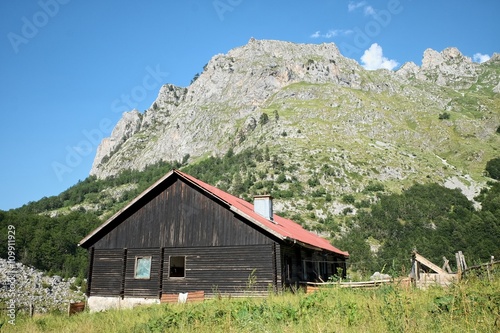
[89,39,499,199]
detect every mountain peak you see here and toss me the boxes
[421,47,470,69]
[90,41,500,189]
[419,47,478,87]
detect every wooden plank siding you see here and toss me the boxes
[89,244,281,298]
[162,244,279,296]
[123,248,162,298]
[90,179,276,249]
[89,249,124,296]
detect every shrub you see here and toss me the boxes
[307,177,320,187]
[276,173,286,183]
[438,112,451,120]
[259,113,269,126]
[485,157,500,180]
[342,194,356,204]
[364,182,385,192]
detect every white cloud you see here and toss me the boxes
[360,43,399,70]
[473,53,490,63]
[348,1,366,12]
[363,5,376,17]
[348,1,377,17]
[309,29,353,39]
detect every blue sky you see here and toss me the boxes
[0,0,499,210]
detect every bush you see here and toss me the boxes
[485,157,500,180]
[276,173,286,183]
[438,112,451,120]
[364,182,385,192]
[307,177,320,187]
[342,194,356,204]
[259,113,269,126]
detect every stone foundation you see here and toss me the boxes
[87,296,160,312]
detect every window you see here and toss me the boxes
[134,256,152,279]
[169,256,185,278]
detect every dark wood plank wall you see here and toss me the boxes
[123,248,162,298]
[89,244,281,298]
[162,244,278,296]
[89,249,124,296]
[91,178,275,249]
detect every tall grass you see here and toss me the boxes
[2,268,499,333]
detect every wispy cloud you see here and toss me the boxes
[348,1,378,18]
[310,29,353,39]
[360,43,399,70]
[348,1,366,12]
[363,5,376,17]
[473,53,490,63]
[310,31,321,38]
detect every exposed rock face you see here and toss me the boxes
[89,39,499,198]
[0,259,85,313]
[418,47,479,88]
[91,109,142,173]
[396,61,419,78]
[90,39,365,178]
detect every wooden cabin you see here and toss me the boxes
[79,170,348,311]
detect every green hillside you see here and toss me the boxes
[1,148,499,280]
[1,41,500,281]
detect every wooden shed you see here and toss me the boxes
[79,170,348,310]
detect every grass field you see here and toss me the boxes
[2,269,499,333]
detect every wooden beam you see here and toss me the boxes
[413,252,447,275]
[442,257,452,273]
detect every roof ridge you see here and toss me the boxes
[80,169,348,257]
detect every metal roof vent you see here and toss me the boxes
[253,195,274,222]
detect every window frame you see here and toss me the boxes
[134,256,152,280]
[168,255,186,279]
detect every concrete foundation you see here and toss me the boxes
[87,296,160,312]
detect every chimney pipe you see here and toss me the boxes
[253,195,274,222]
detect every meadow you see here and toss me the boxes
[2,268,498,333]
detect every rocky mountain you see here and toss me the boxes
[90,39,500,205]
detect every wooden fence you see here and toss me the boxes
[304,278,411,293]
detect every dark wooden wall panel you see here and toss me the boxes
[89,249,124,296]
[123,248,161,298]
[92,178,274,249]
[162,244,276,296]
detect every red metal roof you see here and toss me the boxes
[176,170,348,257]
